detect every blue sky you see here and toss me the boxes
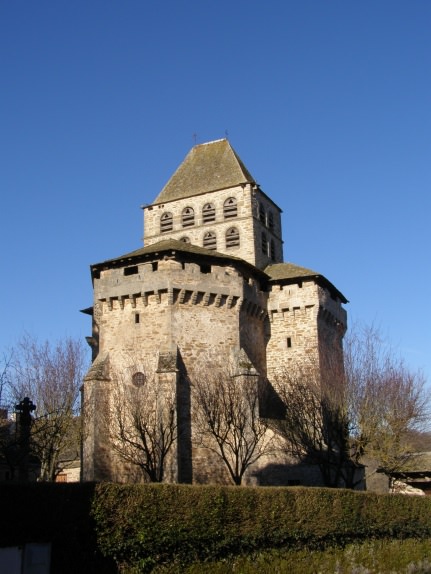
[1,1,430,380]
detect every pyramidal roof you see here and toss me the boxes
[153,139,256,204]
[265,262,348,303]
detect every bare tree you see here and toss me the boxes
[274,324,430,488]
[0,354,19,479]
[0,353,12,407]
[273,360,353,488]
[8,335,87,481]
[108,361,177,483]
[191,364,272,485]
[345,324,430,480]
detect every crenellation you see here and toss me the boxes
[83,138,348,487]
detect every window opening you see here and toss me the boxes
[202,203,216,223]
[270,239,275,260]
[160,212,173,233]
[124,265,138,276]
[223,197,237,219]
[259,202,266,224]
[135,313,140,324]
[151,262,158,271]
[268,211,274,230]
[261,232,268,255]
[181,207,195,227]
[287,337,292,348]
[132,372,145,387]
[226,227,240,248]
[203,231,217,250]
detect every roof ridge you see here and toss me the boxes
[152,139,255,205]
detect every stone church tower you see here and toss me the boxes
[82,139,347,484]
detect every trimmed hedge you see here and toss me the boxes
[91,484,431,570]
[2,483,431,572]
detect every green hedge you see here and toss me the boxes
[91,484,431,570]
[2,483,431,573]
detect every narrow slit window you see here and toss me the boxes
[135,313,140,324]
[259,202,266,224]
[261,232,268,255]
[270,239,275,260]
[287,337,292,348]
[268,211,274,230]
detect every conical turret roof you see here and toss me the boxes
[153,139,256,204]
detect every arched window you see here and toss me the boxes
[203,231,217,250]
[261,232,268,255]
[226,227,240,248]
[223,197,237,219]
[268,211,274,230]
[160,212,173,233]
[259,202,266,225]
[181,207,195,227]
[270,239,275,260]
[132,372,145,387]
[202,203,216,223]
[180,236,191,243]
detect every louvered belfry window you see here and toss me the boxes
[202,203,216,223]
[182,207,195,227]
[223,197,237,219]
[226,227,240,248]
[203,231,217,250]
[160,212,173,233]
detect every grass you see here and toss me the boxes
[140,539,431,574]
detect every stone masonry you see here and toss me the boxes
[82,139,347,485]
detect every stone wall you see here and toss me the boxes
[143,184,283,269]
[83,139,348,487]
[83,252,271,482]
[266,280,347,381]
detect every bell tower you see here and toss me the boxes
[142,139,284,270]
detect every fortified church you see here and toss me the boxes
[82,139,347,485]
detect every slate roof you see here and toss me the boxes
[265,262,348,303]
[265,262,319,281]
[90,239,267,279]
[153,139,256,204]
[90,241,347,302]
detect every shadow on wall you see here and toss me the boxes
[252,462,326,487]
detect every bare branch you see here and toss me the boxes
[107,357,178,483]
[7,334,87,481]
[191,363,272,485]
